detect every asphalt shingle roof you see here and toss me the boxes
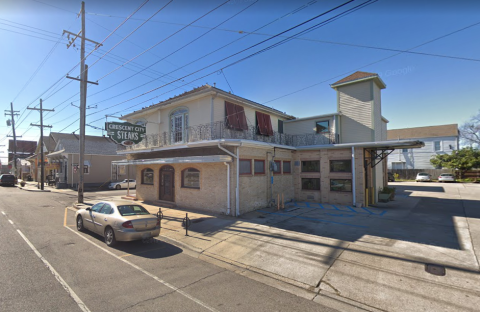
[50,132,119,155]
[332,71,379,85]
[387,124,459,140]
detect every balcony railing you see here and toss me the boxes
[120,121,335,151]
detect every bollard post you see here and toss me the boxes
[186,213,188,236]
[282,193,284,209]
[277,194,280,211]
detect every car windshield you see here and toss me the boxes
[418,173,428,176]
[117,205,150,216]
[441,174,453,176]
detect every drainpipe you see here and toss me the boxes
[224,162,230,215]
[352,146,357,207]
[218,143,241,216]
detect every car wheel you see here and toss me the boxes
[76,216,84,231]
[104,227,117,247]
[115,184,121,190]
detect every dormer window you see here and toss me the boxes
[225,101,248,131]
[170,107,188,143]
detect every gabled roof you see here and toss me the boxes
[122,84,295,120]
[49,132,119,155]
[387,124,459,140]
[331,71,386,89]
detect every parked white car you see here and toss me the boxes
[109,179,136,190]
[438,173,455,182]
[415,172,432,182]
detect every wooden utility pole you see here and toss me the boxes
[64,1,100,203]
[5,103,20,177]
[28,99,54,190]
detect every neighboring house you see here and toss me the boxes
[45,133,135,188]
[8,139,37,178]
[387,124,459,169]
[113,71,423,216]
[26,135,57,182]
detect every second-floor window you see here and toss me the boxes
[225,101,248,131]
[256,111,273,136]
[316,121,329,133]
[170,108,188,143]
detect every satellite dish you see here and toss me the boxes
[133,118,148,126]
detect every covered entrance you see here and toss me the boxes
[159,165,174,202]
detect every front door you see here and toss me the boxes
[159,166,174,202]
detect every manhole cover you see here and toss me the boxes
[425,264,446,276]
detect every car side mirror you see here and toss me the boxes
[86,207,91,211]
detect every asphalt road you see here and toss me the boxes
[0,186,336,312]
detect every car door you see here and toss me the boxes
[94,203,113,235]
[84,203,104,231]
[129,179,136,188]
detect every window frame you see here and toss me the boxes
[301,178,320,191]
[329,159,352,173]
[239,159,252,175]
[283,161,291,174]
[141,168,154,185]
[273,160,281,175]
[301,160,320,173]
[316,120,329,133]
[254,159,265,175]
[169,107,189,144]
[434,141,442,151]
[181,167,200,189]
[330,179,352,192]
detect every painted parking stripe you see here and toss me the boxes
[258,210,368,228]
[16,229,91,312]
[64,225,220,312]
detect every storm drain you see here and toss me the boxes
[425,264,446,276]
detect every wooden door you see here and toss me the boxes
[159,166,174,202]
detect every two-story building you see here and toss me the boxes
[113,71,423,216]
[387,124,459,169]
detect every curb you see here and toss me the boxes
[18,186,51,192]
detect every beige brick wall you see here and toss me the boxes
[236,146,294,214]
[135,162,229,214]
[294,148,365,206]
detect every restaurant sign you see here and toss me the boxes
[105,122,146,146]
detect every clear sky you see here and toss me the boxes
[1,0,479,161]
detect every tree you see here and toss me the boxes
[460,110,480,147]
[430,147,480,178]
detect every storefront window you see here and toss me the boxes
[142,168,154,185]
[182,168,200,189]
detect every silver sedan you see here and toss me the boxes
[75,200,160,246]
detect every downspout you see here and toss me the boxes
[352,146,356,207]
[218,143,241,216]
[224,162,230,215]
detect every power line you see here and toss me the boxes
[46,0,365,133]
[262,19,480,105]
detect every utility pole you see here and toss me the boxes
[64,1,100,203]
[5,103,20,177]
[28,99,54,190]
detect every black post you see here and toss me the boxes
[186,213,188,236]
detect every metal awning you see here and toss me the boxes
[46,149,66,160]
[112,155,233,166]
[296,139,425,150]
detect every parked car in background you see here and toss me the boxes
[108,179,136,190]
[0,174,17,186]
[415,172,432,182]
[388,172,395,182]
[75,200,160,246]
[438,173,455,182]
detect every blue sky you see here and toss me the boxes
[1,0,479,161]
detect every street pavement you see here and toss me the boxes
[13,181,480,311]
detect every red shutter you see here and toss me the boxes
[235,105,248,130]
[264,114,273,136]
[256,112,266,135]
[225,102,239,129]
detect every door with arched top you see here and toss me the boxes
[159,165,174,202]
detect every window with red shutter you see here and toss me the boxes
[256,111,273,136]
[225,101,248,131]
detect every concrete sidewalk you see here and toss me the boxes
[18,180,480,311]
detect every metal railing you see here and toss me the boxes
[120,121,335,151]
